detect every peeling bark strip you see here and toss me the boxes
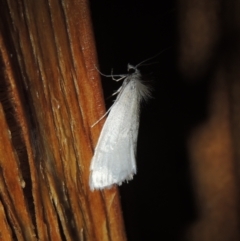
[0,0,126,240]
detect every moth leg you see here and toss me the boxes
[91,106,113,127]
[91,85,122,127]
[94,65,126,78]
[111,69,126,81]
[111,86,122,97]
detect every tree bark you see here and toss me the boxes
[0,0,127,240]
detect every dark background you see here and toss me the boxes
[89,1,206,240]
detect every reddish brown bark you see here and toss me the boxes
[0,0,127,240]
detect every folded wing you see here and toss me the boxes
[90,78,141,190]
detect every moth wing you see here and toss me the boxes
[90,80,140,190]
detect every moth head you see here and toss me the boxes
[127,64,139,74]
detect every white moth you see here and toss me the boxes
[89,62,151,191]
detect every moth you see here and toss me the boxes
[89,61,152,190]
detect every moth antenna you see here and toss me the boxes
[135,47,171,68]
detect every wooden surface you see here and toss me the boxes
[0,0,126,240]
